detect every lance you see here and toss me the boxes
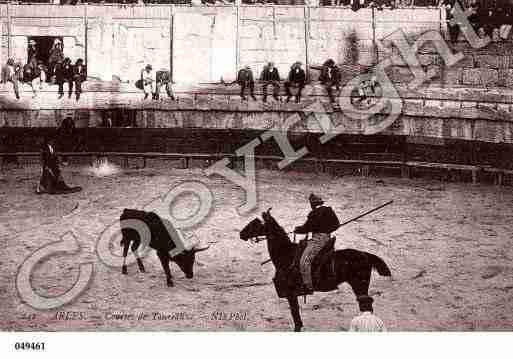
[260,200,393,265]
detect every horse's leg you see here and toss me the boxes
[121,240,130,275]
[156,250,174,287]
[287,296,303,332]
[348,269,372,301]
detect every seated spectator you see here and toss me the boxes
[500,5,513,40]
[141,64,157,100]
[351,70,379,107]
[155,70,176,101]
[285,62,306,103]
[319,59,341,103]
[2,59,21,100]
[48,38,64,82]
[349,295,386,332]
[55,57,73,99]
[236,65,256,101]
[260,62,281,103]
[73,58,87,101]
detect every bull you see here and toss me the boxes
[120,208,209,287]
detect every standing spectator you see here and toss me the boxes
[319,59,341,103]
[237,65,256,101]
[349,295,387,332]
[101,112,113,128]
[260,62,281,103]
[442,0,464,43]
[58,116,76,166]
[285,61,306,103]
[141,64,156,100]
[498,0,512,40]
[503,6,513,40]
[48,38,64,82]
[73,58,87,101]
[27,39,39,69]
[467,0,481,33]
[55,58,73,99]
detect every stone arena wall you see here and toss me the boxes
[0,4,444,83]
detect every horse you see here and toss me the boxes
[239,208,392,331]
[120,208,209,287]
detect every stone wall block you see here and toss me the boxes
[461,68,498,87]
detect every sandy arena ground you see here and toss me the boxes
[1,161,513,331]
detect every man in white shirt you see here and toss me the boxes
[349,295,386,332]
[141,64,156,100]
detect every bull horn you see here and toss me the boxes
[192,245,210,253]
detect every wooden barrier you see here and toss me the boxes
[3,150,510,185]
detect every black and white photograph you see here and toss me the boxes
[0,0,512,354]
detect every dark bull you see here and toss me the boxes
[120,208,209,287]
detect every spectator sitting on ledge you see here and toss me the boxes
[236,65,256,101]
[285,61,306,103]
[320,59,341,104]
[260,61,281,103]
[141,64,157,101]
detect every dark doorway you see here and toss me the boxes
[27,36,63,68]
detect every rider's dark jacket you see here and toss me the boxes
[295,205,340,234]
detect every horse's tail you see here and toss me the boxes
[368,253,391,277]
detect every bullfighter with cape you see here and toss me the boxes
[36,137,82,195]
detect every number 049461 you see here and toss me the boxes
[14,342,45,351]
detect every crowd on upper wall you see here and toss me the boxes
[0,0,506,11]
[0,0,457,7]
[445,0,513,42]
[2,0,512,43]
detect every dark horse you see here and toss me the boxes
[120,208,209,287]
[240,209,391,331]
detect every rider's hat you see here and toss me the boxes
[308,193,324,205]
[145,64,152,71]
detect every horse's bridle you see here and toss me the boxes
[249,236,266,244]
[250,230,296,244]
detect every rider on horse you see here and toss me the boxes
[294,193,340,294]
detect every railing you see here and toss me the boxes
[2,149,510,185]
